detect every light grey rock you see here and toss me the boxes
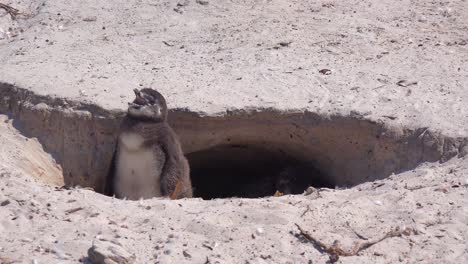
[87,240,136,264]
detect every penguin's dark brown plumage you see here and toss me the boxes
[105,88,192,200]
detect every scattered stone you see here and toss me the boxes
[82,16,97,22]
[183,250,192,258]
[383,115,397,120]
[202,241,218,250]
[155,243,164,250]
[174,1,189,14]
[434,187,448,193]
[1,199,10,206]
[88,240,136,264]
[304,187,321,199]
[304,187,317,195]
[319,69,332,75]
[374,200,383,206]
[196,0,209,5]
[256,227,265,235]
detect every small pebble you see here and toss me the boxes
[374,200,383,206]
[88,239,136,264]
[183,250,192,258]
[155,244,164,250]
[319,69,332,75]
[256,227,264,235]
[304,186,317,195]
[1,199,10,206]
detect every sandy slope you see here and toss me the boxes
[0,0,468,136]
[0,114,62,186]
[0,115,467,263]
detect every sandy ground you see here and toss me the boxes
[0,0,467,136]
[0,114,467,263]
[1,0,468,263]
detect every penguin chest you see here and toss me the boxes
[115,133,164,200]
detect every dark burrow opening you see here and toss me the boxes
[1,83,465,201]
[187,144,333,199]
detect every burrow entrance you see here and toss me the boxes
[187,144,332,199]
[1,84,466,199]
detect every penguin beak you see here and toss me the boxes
[133,89,147,106]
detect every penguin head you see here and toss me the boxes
[128,88,168,122]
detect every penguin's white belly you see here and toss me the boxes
[115,133,162,200]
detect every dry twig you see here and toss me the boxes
[162,41,175,47]
[295,223,414,263]
[65,207,83,214]
[300,205,312,217]
[345,222,368,240]
[0,3,20,19]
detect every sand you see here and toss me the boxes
[1,0,468,263]
[0,0,467,135]
[0,115,467,263]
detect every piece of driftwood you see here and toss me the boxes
[0,3,20,19]
[295,223,414,263]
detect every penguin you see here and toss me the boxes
[105,88,192,200]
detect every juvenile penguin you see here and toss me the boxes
[106,88,192,200]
